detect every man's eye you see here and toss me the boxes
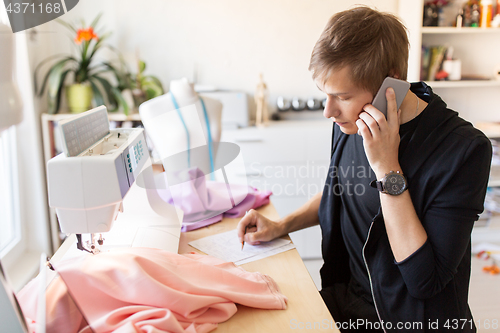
[338,97,350,101]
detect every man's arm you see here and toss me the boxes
[394,136,491,299]
[377,179,427,262]
[237,192,322,245]
[357,88,428,262]
[358,87,492,299]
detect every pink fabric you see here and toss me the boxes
[17,248,287,333]
[158,168,272,232]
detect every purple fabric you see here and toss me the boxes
[182,214,223,232]
[156,168,272,232]
[181,187,272,232]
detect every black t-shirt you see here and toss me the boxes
[338,109,424,304]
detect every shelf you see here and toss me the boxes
[425,80,500,88]
[42,112,142,122]
[422,27,500,34]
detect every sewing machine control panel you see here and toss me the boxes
[127,140,145,174]
[121,132,148,188]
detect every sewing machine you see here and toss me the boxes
[47,106,149,253]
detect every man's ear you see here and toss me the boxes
[388,69,400,79]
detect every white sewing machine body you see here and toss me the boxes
[48,130,147,234]
[47,106,149,236]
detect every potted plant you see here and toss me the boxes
[102,54,164,112]
[130,60,164,108]
[35,14,128,114]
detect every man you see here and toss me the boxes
[237,6,491,332]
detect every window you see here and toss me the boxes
[0,2,21,260]
[0,127,21,257]
[0,6,51,291]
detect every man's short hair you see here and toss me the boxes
[309,6,409,95]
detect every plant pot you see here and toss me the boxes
[132,88,147,110]
[67,83,93,113]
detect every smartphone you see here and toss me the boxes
[371,77,410,118]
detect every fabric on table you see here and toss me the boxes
[157,168,272,232]
[17,247,287,333]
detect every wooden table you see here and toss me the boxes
[179,203,337,332]
[51,173,335,332]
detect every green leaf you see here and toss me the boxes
[138,60,146,74]
[144,87,156,100]
[46,61,70,114]
[142,82,163,100]
[89,78,105,107]
[97,61,134,91]
[82,39,90,63]
[56,19,77,33]
[91,75,118,111]
[111,87,129,116]
[34,55,76,95]
[143,75,164,93]
[53,69,73,114]
[90,13,103,29]
[88,32,111,60]
[140,76,164,101]
[86,64,109,76]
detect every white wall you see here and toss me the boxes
[30,0,398,112]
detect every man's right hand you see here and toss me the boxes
[237,209,284,245]
[237,192,322,246]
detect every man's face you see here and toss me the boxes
[316,66,374,135]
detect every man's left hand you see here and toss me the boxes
[356,87,401,179]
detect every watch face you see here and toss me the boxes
[384,173,407,195]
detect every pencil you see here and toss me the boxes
[241,226,247,250]
[241,211,248,250]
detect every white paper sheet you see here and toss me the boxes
[188,229,291,263]
[234,243,296,265]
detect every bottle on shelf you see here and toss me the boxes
[471,1,481,27]
[456,8,464,27]
[480,0,493,27]
[463,3,471,26]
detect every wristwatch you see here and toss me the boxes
[370,170,408,196]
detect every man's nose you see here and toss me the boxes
[323,96,340,119]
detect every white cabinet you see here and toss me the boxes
[398,0,500,124]
[221,120,332,259]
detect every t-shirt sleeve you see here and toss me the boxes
[395,135,492,299]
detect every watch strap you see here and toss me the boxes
[370,171,407,195]
[369,179,384,192]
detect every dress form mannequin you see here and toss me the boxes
[255,74,269,127]
[169,78,222,150]
[139,78,222,175]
